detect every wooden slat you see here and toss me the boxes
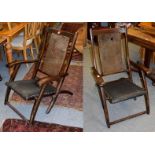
[110,111,147,125]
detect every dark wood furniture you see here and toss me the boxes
[128,27,155,84]
[87,22,115,40]
[90,27,150,128]
[4,28,78,124]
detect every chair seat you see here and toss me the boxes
[11,35,33,48]
[103,78,146,104]
[6,79,56,100]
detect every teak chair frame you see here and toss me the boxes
[90,27,150,128]
[4,27,78,124]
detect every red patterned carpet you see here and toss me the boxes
[72,51,83,61]
[10,53,83,111]
[2,119,83,132]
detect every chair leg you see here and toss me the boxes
[97,85,110,128]
[144,94,150,114]
[30,46,35,60]
[34,38,39,54]
[46,78,66,114]
[22,49,29,68]
[37,35,41,47]
[4,87,11,105]
[46,93,59,114]
[29,85,46,124]
[97,85,104,109]
[4,87,27,120]
[46,88,73,114]
[7,102,27,121]
[139,70,150,114]
[29,99,41,124]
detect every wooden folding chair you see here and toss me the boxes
[4,27,78,124]
[90,26,150,128]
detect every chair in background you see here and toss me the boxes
[11,22,35,63]
[33,22,44,54]
[4,27,78,124]
[90,26,150,128]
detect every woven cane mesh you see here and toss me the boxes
[40,33,70,76]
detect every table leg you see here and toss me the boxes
[5,37,13,76]
[142,48,155,85]
[144,48,152,68]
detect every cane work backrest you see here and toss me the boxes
[39,29,77,77]
[90,28,129,76]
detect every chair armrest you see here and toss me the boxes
[37,76,60,87]
[137,61,152,75]
[7,59,39,68]
[130,60,152,75]
[92,67,104,86]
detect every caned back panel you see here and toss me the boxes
[40,32,70,76]
[97,29,127,75]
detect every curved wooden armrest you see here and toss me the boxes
[92,67,104,86]
[7,59,39,68]
[129,60,138,68]
[130,60,152,75]
[37,76,60,87]
[136,61,152,75]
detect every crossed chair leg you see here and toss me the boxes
[46,90,73,114]
[4,86,73,124]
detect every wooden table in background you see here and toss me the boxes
[61,22,87,53]
[138,22,155,36]
[139,22,155,30]
[128,27,155,84]
[0,22,27,75]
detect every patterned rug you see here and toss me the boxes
[72,51,83,61]
[10,53,83,111]
[2,119,83,132]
